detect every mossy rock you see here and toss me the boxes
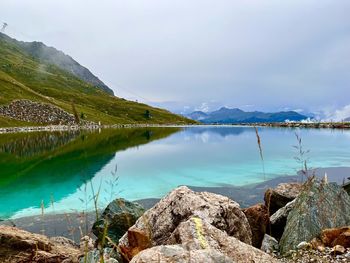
[92,198,145,246]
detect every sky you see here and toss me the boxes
[1,0,350,119]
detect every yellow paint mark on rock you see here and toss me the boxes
[192,217,208,249]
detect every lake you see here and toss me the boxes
[0,126,349,219]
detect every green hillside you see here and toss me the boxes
[0,33,195,127]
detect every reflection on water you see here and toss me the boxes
[0,127,180,219]
[0,126,350,219]
[0,131,81,157]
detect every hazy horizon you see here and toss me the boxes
[1,0,349,120]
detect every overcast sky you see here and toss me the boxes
[1,0,350,118]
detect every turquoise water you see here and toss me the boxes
[0,126,349,219]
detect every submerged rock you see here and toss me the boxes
[279,177,350,254]
[242,203,269,248]
[92,198,144,246]
[0,225,80,263]
[130,245,234,263]
[264,182,302,215]
[119,186,252,261]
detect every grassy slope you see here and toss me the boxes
[0,35,195,126]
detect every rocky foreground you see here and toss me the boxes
[1,176,350,262]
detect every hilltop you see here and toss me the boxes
[0,33,194,127]
[186,107,307,124]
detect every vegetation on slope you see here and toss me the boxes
[0,33,195,126]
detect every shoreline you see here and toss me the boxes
[2,166,349,242]
[1,121,350,134]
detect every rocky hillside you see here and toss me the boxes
[0,33,194,126]
[0,32,113,95]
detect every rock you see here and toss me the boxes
[0,225,80,262]
[0,99,91,125]
[79,248,121,263]
[119,186,252,261]
[92,198,144,246]
[320,227,350,248]
[270,199,296,240]
[310,237,325,251]
[165,217,277,262]
[279,177,350,254]
[130,245,234,263]
[261,234,279,253]
[242,203,269,248]
[80,235,94,253]
[119,187,251,243]
[50,236,78,248]
[344,182,350,195]
[297,241,312,250]
[332,245,345,255]
[119,228,152,260]
[264,182,302,215]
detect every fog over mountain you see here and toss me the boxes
[1,1,349,119]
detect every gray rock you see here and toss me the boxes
[166,217,277,262]
[270,199,296,240]
[130,245,234,263]
[92,198,144,246]
[119,186,252,245]
[0,100,80,125]
[118,186,252,261]
[296,241,312,250]
[79,248,121,263]
[50,236,78,248]
[279,177,350,254]
[261,234,279,253]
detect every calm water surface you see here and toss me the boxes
[0,126,349,219]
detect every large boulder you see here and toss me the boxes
[279,177,350,254]
[166,217,278,263]
[92,198,144,246]
[0,225,80,263]
[270,199,296,240]
[130,245,234,263]
[242,203,269,248]
[264,182,302,215]
[119,186,252,261]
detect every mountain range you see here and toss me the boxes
[0,32,194,126]
[186,107,307,123]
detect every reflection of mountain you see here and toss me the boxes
[0,127,180,218]
[185,126,254,137]
[0,131,81,157]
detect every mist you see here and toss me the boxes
[1,0,349,117]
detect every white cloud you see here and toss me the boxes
[195,102,210,113]
[328,105,350,122]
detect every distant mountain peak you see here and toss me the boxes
[186,107,308,123]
